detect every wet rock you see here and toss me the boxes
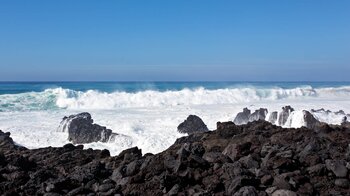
[234,108,251,125]
[249,108,268,122]
[268,112,278,124]
[278,106,294,126]
[177,115,209,134]
[234,108,268,125]
[2,119,350,195]
[58,112,117,144]
[302,110,320,129]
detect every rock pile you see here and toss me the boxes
[1,120,350,195]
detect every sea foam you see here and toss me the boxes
[0,85,350,155]
[1,86,350,111]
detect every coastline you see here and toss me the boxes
[1,120,350,195]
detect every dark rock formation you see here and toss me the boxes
[268,111,278,124]
[303,110,321,129]
[249,108,268,122]
[278,105,294,126]
[177,115,209,134]
[2,119,350,195]
[58,112,117,144]
[233,108,251,125]
[233,108,267,125]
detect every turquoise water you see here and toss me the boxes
[1,81,350,94]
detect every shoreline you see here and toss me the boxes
[1,120,350,195]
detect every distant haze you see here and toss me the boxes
[0,1,349,81]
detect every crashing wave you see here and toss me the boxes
[0,86,350,111]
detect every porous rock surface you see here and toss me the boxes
[1,120,350,195]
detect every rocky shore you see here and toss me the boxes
[1,119,350,195]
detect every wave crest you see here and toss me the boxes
[0,86,350,111]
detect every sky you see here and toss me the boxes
[0,0,349,81]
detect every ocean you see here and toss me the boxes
[0,81,350,155]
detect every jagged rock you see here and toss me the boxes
[302,110,320,129]
[177,115,209,134]
[249,108,268,122]
[278,106,294,126]
[234,108,251,125]
[268,111,278,124]
[238,155,259,169]
[234,108,268,125]
[311,108,328,113]
[1,119,350,195]
[58,112,117,144]
[335,110,346,115]
[222,142,251,161]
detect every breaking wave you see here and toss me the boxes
[0,86,350,111]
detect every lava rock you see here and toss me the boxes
[325,159,348,177]
[335,179,349,188]
[177,115,209,134]
[268,111,278,124]
[278,106,294,126]
[58,112,117,144]
[302,110,320,129]
[234,108,251,125]
[272,189,297,196]
[249,108,268,122]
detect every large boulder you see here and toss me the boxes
[58,112,117,144]
[234,108,251,125]
[278,106,294,126]
[177,115,209,134]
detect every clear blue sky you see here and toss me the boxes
[0,0,349,81]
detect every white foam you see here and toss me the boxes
[0,86,349,155]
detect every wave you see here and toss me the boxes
[0,86,350,111]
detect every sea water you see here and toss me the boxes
[0,82,349,155]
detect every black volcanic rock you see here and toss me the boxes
[303,110,320,129]
[1,118,350,195]
[249,108,268,122]
[58,112,117,144]
[177,115,209,134]
[268,111,278,124]
[234,108,268,125]
[233,108,251,125]
[278,105,294,126]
